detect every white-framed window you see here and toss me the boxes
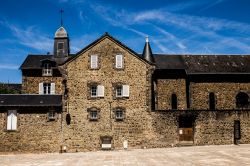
[90,85,104,98]
[48,111,56,121]
[42,63,52,76]
[91,86,97,97]
[115,54,123,69]
[115,108,124,120]
[7,110,17,131]
[90,54,98,69]
[116,86,122,97]
[39,83,55,94]
[115,85,129,98]
[87,107,100,121]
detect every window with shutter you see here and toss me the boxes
[122,85,129,97]
[7,110,17,131]
[115,54,123,69]
[90,55,98,69]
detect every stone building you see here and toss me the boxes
[0,25,250,153]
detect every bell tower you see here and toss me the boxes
[53,9,69,64]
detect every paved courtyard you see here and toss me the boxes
[1,144,250,166]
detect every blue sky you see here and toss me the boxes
[1,0,250,83]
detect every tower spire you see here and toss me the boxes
[60,9,64,26]
[142,36,155,63]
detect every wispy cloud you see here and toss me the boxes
[70,33,99,53]
[0,64,19,70]
[0,20,53,52]
[199,0,227,12]
[91,3,250,54]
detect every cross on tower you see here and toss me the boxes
[60,9,64,26]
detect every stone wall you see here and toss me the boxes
[156,79,187,110]
[194,110,250,145]
[0,107,61,153]
[190,82,250,110]
[146,110,250,148]
[62,37,155,152]
[22,76,63,94]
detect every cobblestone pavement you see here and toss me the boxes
[1,144,250,166]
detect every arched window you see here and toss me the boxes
[236,92,249,108]
[209,92,216,110]
[171,94,177,109]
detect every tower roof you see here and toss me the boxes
[142,36,155,63]
[54,26,68,38]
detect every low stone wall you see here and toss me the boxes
[0,108,250,153]
[0,108,62,153]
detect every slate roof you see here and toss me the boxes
[154,54,250,74]
[20,54,75,69]
[20,55,51,69]
[0,95,62,107]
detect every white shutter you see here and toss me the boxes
[91,55,98,69]
[7,110,17,130]
[122,85,130,97]
[97,85,104,97]
[51,83,55,94]
[11,110,17,130]
[7,110,12,130]
[116,54,123,68]
[39,83,43,94]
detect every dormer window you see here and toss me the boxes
[42,63,52,76]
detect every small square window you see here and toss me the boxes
[48,111,56,121]
[88,107,100,121]
[91,86,97,97]
[116,86,123,97]
[90,110,98,120]
[115,109,124,120]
